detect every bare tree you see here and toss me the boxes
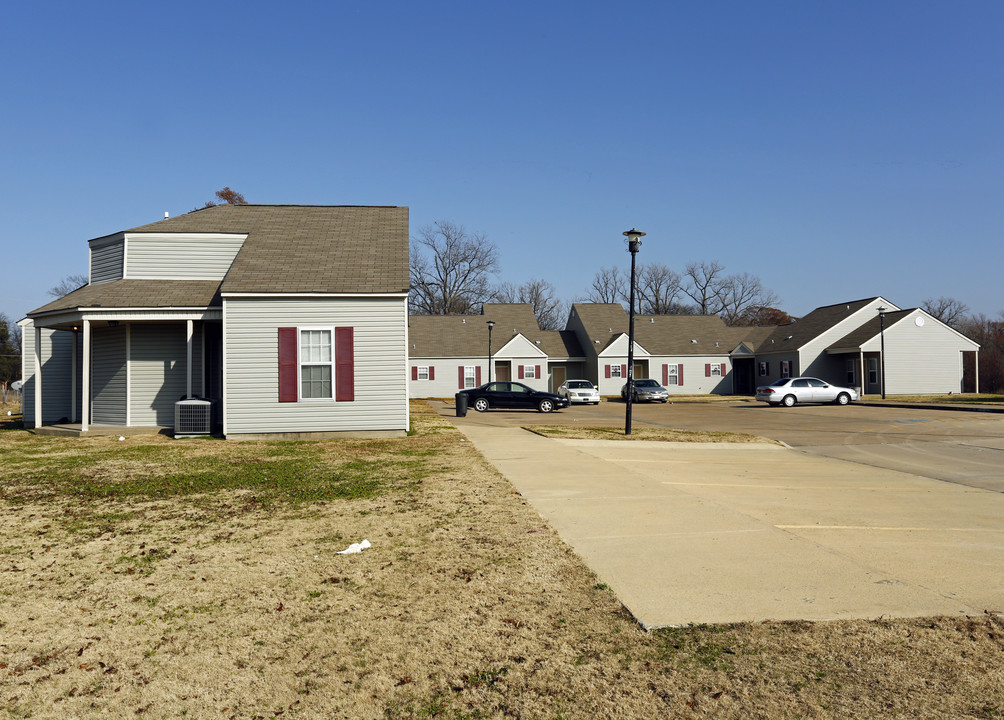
[0,313,20,385]
[681,261,728,315]
[717,272,781,326]
[635,263,685,315]
[492,278,567,330]
[200,187,248,209]
[922,296,969,328]
[734,306,795,326]
[409,221,500,315]
[46,273,89,298]
[584,266,626,305]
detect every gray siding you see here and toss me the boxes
[130,323,192,426]
[223,297,408,435]
[91,327,127,425]
[21,325,77,424]
[126,235,244,280]
[884,320,970,394]
[90,238,124,284]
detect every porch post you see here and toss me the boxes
[71,331,77,422]
[186,320,194,398]
[81,320,90,432]
[859,351,865,396]
[33,326,42,429]
[975,350,980,394]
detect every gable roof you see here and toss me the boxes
[827,309,913,351]
[409,304,585,359]
[759,297,887,352]
[29,205,409,318]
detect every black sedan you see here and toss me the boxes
[462,381,570,413]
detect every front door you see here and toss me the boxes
[551,365,565,393]
[495,362,511,382]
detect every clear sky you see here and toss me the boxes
[2,1,1001,326]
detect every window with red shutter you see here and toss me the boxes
[334,327,354,401]
[605,365,611,379]
[429,366,435,381]
[278,327,298,402]
[678,364,684,385]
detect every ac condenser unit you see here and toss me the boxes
[174,398,212,437]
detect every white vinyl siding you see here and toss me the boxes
[130,323,193,426]
[20,325,78,425]
[91,326,127,425]
[125,234,245,280]
[89,238,124,284]
[880,316,973,394]
[223,296,408,435]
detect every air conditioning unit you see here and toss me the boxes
[174,398,212,437]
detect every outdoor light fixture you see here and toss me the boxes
[622,228,645,435]
[877,306,887,399]
[486,320,496,383]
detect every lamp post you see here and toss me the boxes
[486,320,496,383]
[623,228,645,435]
[877,306,887,399]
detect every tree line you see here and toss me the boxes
[409,220,790,330]
[921,297,1004,393]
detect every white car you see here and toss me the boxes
[557,380,600,405]
[755,377,859,407]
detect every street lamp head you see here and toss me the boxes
[877,306,887,317]
[486,320,495,329]
[622,228,645,254]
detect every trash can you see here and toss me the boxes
[455,392,468,417]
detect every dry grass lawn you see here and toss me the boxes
[1,401,1002,719]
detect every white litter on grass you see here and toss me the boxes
[336,539,371,555]
[118,436,126,441]
[5,411,10,416]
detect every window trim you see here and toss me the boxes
[610,364,623,378]
[299,326,335,401]
[666,364,679,386]
[464,366,477,389]
[417,365,430,381]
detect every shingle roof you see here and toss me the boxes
[28,205,409,317]
[759,297,880,352]
[828,309,913,350]
[28,280,223,316]
[408,304,585,359]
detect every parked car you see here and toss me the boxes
[755,377,859,407]
[462,381,571,413]
[557,379,600,405]
[620,378,670,403]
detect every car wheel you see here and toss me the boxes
[473,397,489,412]
[782,394,797,408]
[538,399,554,413]
[835,392,850,406]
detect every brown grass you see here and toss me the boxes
[524,425,777,444]
[1,401,1001,719]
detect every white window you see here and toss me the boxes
[417,366,429,381]
[610,365,622,378]
[868,357,878,385]
[300,328,333,399]
[711,364,722,377]
[780,360,791,379]
[523,365,536,379]
[758,361,768,376]
[667,365,678,386]
[464,366,477,389]
[845,359,856,385]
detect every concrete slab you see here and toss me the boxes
[456,423,1004,628]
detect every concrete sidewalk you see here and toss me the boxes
[456,423,1004,628]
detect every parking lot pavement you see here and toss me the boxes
[453,420,1004,627]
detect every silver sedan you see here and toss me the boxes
[755,377,859,407]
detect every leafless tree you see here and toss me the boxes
[46,273,89,298]
[717,272,781,326]
[681,261,728,315]
[635,263,686,315]
[199,187,248,209]
[584,266,626,305]
[491,278,567,330]
[957,311,1004,393]
[409,220,500,315]
[0,313,20,385]
[922,296,969,329]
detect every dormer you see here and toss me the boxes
[88,232,247,285]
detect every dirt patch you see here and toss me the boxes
[1,401,1001,718]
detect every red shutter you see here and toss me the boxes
[705,363,711,377]
[278,327,298,402]
[678,364,684,385]
[518,365,524,379]
[605,365,611,379]
[459,367,465,389]
[535,365,541,380]
[429,366,435,381]
[476,366,482,386]
[621,364,627,378]
[662,364,668,385]
[720,363,726,376]
[412,366,418,381]
[335,327,354,401]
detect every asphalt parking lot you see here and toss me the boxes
[441,398,1004,626]
[450,398,1004,493]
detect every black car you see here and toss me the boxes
[462,381,570,413]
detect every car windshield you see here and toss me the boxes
[568,381,593,389]
[771,379,792,387]
[635,379,659,388]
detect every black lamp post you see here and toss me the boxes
[877,306,887,399]
[486,320,496,383]
[623,228,645,435]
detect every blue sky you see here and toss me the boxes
[3,1,1001,326]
